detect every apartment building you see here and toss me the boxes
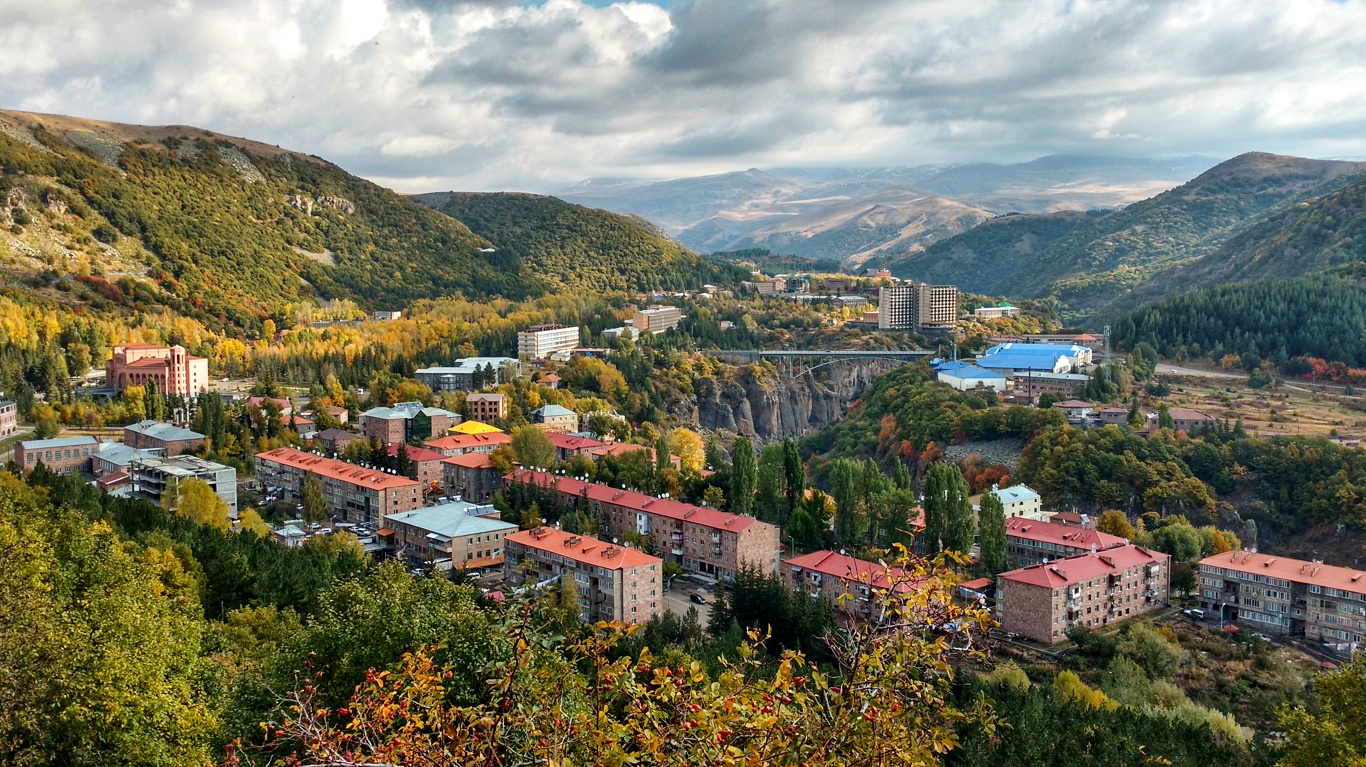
[973,302,1019,319]
[414,357,519,392]
[783,550,919,621]
[442,452,501,503]
[634,306,684,334]
[1198,550,1366,648]
[255,447,421,524]
[14,435,101,474]
[385,442,448,487]
[424,431,511,457]
[105,343,209,395]
[123,420,205,455]
[464,393,508,423]
[1012,371,1093,401]
[878,282,958,331]
[996,545,1170,644]
[530,404,578,434]
[504,527,664,623]
[130,455,238,514]
[383,500,515,570]
[1004,516,1127,568]
[0,395,16,437]
[981,484,1043,520]
[548,432,605,461]
[517,324,580,360]
[506,470,781,580]
[359,401,461,443]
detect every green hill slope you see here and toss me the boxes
[0,110,524,332]
[411,191,743,293]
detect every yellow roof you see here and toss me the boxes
[449,420,504,435]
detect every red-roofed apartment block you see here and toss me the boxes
[783,550,920,620]
[504,527,663,623]
[385,442,448,487]
[1198,550,1366,647]
[1005,516,1127,568]
[255,447,421,525]
[506,470,780,581]
[442,452,501,503]
[547,432,606,461]
[425,431,512,456]
[996,544,1169,644]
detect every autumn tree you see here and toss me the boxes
[1278,653,1366,767]
[668,428,705,474]
[301,471,328,525]
[511,426,555,469]
[236,508,270,537]
[1096,510,1136,539]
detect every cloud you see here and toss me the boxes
[1,0,1365,191]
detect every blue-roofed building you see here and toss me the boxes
[975,343,1092,375]
[529,403,579,433]
[383,500,516,570]
[124,420,205,454]
[934,360,1008,391]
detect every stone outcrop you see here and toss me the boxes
[690,360,898,443]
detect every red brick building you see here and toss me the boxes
[105,343,209,395]
[464,393,508,423]
[385,442,448,488]
[15,436,101,474]
[996,545,1170,644]
[547,432,605,461]
[425,431,511,456]
[255,447,422,525]
[442,452,501,503]
[504,527,663,623]
[783,550,919,621]
[506,470,781,580]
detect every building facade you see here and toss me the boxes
[105,343,209,395]
[425,431,512,457]
[130,455,238,514]
[1012,371,1093,401]
[504,527,664,623]
[988,485,1044,520]
[1004,516,1127,568]
[255,447,422,524]
[1198,550,1366,649]
[383,501,515,570]
[442,452,501,503]
[530,404,578,433]
[782,550,916,621]
[414,357,519,392]
[634,306,684,334]
[0,396,16,437]
[385,442,448,487]
[506,470,782,580]
[91,442,163,478]
[878,282,958,331]
[123,420,205,454]
[464,393,508,423]
[359,402,461,443]
[15,436,100,474]
[996,545,1170,644]
[517,324,580,360]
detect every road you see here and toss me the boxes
[1155,362,1244,379]
[663,585,713,624]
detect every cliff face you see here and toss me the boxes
[690,360,898,443]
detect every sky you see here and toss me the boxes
[2,0,1365,192]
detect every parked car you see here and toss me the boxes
[1183,609,1205,620]
[689,593,707,605]
[1253,633,1273,643]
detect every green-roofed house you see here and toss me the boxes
[973,301,1019,319]
[382,500,517,570]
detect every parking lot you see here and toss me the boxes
[663,578,714,623]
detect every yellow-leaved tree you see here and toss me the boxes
[174,478,230,531]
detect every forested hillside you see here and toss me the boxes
[0,111,525,333]
[1112,274,1366,367]
[411,191,745,293]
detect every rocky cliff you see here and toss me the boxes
[689,360,899,442]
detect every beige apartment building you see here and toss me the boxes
[878,282,958,331]
[255,447,422,525]
[634,306,684,334]
[382,501,516,570]
[504,527,664,623]
[464,393,508,423]
[517,323,579,360]
[996,545,1170,644]
[1198,550,1366,649]
[506,470,782,580]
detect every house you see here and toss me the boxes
[450,419,504,436]
[385,443,449,487]
[976,484,1044,521]
[538,374,562,389]
[464,393,508,423]
[529,404,578,433]
[315,428,364,453]
[933,360,1008,392]
[360,401,460,443]
[273,524,309,548]
[547,432,606,461]
[442,452,501,503]
[1004,516,1127,568]
[425,431,512,457]
[0,395,16,437]
[1096,407,1130,426]
[130,455,238,514]
[1198,550,1366,648]
[782,550,920,621]
[255,447,422,525]
[14,435,101,474]
[506,470,781,581]
[504,527,663,624]
[383,500,515,570]
[414,357,519,392]
[517,324,579,360]
[105,343,209,395]
[1170,409,1217,433]
[995,545,1170,644]
[1053,400,1096,420]
[123,420,205,455]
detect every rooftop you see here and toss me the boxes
[509,470,764,534]
[415,357,518,375]
[992,484,1041,504]
[426,432,512,450]
[361,401,459,421]
[1000,545,1166,589]
[256,447,420,490]
[587,442,656,461]
[507,526,660,570]
[94,442,163,466]
[783,550,918,592]
[531,404,576,418]
[522,323,574,333]
[443,452,496,469]
[130,454,233,477]
[125,420,205,442]
[385,501,512,540]
[548,433,606,451]
[1005,516,1126,550]
[1201,550,1366,594]
[1053,400,1096,409]
[465,393,507,403]
[1169,409,1215,422]
[19,435,100,450]
[385,443,448,463]
[933,360,1007,378]
[450,420,504,435]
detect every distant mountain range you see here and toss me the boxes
[559,155,1218,265]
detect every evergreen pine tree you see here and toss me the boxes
[978,489,1008,574]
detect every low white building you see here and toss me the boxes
[935,361,1008,392]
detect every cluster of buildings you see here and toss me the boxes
[359,401,461,443]
[414,358,519,392]
[1198,550,1366,652]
